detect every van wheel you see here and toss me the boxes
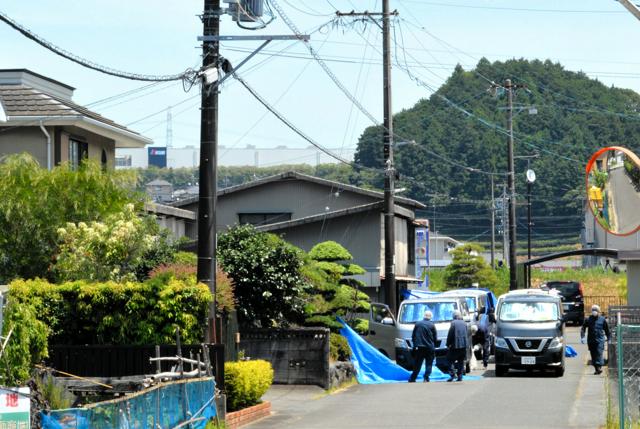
[495,365,508,377]
[554,365,565,377]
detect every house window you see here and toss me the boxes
[238,212,292,227]
[69,139,88,169]
[101,149,108,169]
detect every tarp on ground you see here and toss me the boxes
[565,345,578,357]
[338,318,481,384]
[41,378,216,429]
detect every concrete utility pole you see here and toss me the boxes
[382,0,397,314]
[490,175,495,269]
[501,183,508,266]
[336,3,398,313]
[505,79,518,290]
[197,0,220,343]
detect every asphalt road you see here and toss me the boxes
[247,327,607,429]
[609,167,640,233]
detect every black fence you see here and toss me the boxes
[48,344,225,390]
[239,328,330,388]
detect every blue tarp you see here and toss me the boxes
[338,318,480,384]
[401,289,441,301]
[565,345,578,357]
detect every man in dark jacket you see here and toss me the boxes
[408,310,438,383]
[475,306,496,369]
[447,310,468,382]
[581,304,610,375]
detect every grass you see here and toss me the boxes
[427,266,626,298]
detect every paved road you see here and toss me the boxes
[248,327,606,429]
[609,167,640,233]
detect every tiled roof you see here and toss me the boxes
[0,84,139,135]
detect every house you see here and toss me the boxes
[0,69,151,168]
[170,171,427,302]
[428,234,461,268]
[146,179,173,203]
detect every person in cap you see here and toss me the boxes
[581,304,610,375]
[408,310,438,383]
[446,310,468,382]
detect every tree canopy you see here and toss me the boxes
[0,154,142,282]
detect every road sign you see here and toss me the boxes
[0,387,30,429]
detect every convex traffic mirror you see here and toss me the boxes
[586,146,640,235]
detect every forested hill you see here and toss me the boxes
[354,58,640,245]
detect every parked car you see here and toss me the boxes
[540,281,585,325]
[494,289,565,377]
[368,296,473,373]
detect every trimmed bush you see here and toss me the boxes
[224,360,274,411]
[329,333,351,362]
[0,301,49,385]
[9,277,211,345]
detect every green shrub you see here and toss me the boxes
[0,301,49,385]
[9,277,211,345]
[224,360,273,411]
[329,333,351,362]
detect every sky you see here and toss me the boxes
[1,0,640,167]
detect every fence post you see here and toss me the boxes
[617,312,624,429]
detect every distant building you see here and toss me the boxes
[428,234,461,268]
[116,145,356,169]
[146,179,173,203]
[0,69,151,169]
[167,171,426,303]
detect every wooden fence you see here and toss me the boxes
[48,343,225,390]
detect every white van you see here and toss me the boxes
[368,296,473,372]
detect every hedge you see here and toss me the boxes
[224,360,274,411]
[9,276,211,345]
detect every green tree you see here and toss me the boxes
[444,243,498,290]
[53,204,178,282]
[0,300,49,385]
[217,225,308,328]
[0,154,141,282]
[303,241,370,333]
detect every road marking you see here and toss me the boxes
[569,355,589,426]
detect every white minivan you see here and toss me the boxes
[368,296,473,372]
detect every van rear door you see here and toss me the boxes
[368,303,397,359]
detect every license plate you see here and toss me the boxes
[521,356,536,365]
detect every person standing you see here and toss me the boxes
[408,310,438,383]
[581,304,610,375]
[476,306,496,370]
[447,310,468,382]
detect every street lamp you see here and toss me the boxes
[526,168,536,288]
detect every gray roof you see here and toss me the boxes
[0,85,151,147]
[256,201,415,233]
[146,179,173,186]
[170,171,426,209]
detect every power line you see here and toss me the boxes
[398,0,626,14]
[0,9,198,83]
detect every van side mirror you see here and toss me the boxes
[381,317,395,326]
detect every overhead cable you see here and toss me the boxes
[0,10,198,83]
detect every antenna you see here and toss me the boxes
[166,107,173,148]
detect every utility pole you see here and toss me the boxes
[490,176,495,269]
[197,0,220,343]
[505,79,518,290]
[335,2,397,313]
[501,183,508,266]
[382,0,397,314]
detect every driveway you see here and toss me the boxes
[247,327,607,429]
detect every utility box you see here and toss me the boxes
[224,0,264,21]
